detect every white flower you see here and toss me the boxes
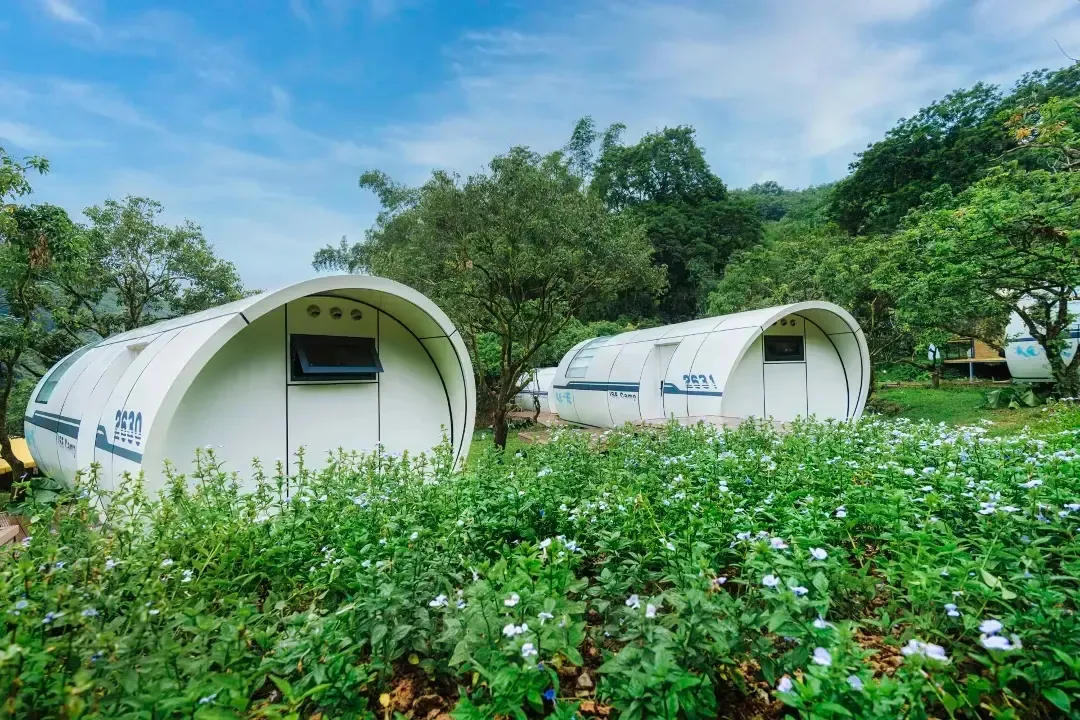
[456,598,468,609]
[149,609,160,616]
[539,538,552,549]
[835,508,847,518]
[104,558,117,571]
[521,642,538,658]
[762,574,780,588]
[625,594,641,609]
[21,536,32,547]
[979,619,1003,635]
[665,541,676,551]
[198,693,218,705]
[791,586,809,597]
[920,485,934,492]
[429,594,449,608]
[944,603,960,617]
[160,558,174,568]
[770,537,788,550]
[81,608,98,617]
[777,676,794,693]
[503,623,528,637]
[812,647,832,666]
[940,568,950,576]
[904,468,916,476]
[537,467,552,478]
[810,548,828,561]
[847,675,864,691]
[736,531,751,541]
[181,569,194,583]
[504,593,520,607]
[538,611,554,625]
[645,603,657,619]
[813,616,831,629]
[14,600,28,610]
[1021,478,1043,489]
[981,634,1021,651]
[712,576,727,588]
[901,639,950,663]
[409,532,419,541]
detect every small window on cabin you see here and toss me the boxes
[290,334,383,381]
[763,335,805,363]
[35,345,92,404]
[565,338,603,379]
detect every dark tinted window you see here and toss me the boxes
[291,334,382,381]
[36,345,92,403]
[763,335,805,362]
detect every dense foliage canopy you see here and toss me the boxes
[315,147,664,446]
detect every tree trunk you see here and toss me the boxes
[492,406,509,449]
[0,373,25,495]
[931,367,941,389]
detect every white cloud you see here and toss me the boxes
[377,0,1075,188]
[37,0,97,28]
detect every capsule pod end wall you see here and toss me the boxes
[551,301,869,429]
[24,276,476,495]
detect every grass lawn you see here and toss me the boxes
[873,381,1045,433]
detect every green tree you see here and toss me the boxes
[1,186,84,485]
[53,196,245,344]
[902,165,1080,395]
[709,222,911,382]
[314,147,664,447]
[589,124,763,322]
[735,181,835,224]
[830,65,1080,235]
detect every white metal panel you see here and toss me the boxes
[421,335,472,466]
[379,312,452,460]
[721,337,765,419]
[663,335,708,419]
[1004,306,1080,383]
[59,343,139,483]
[287,296,378,342]
[108,315,239,493]
[24,345,98,480]
[804,320,849,419]
[287,384,380,473]
[22,368,52,479]
[163,309,286,492]
[535,367,556,413]
[552,339,591,424]
[95,329,183,491]
[693,326,759,417]
[764,362,807,422]
[638,345,664,421]
[607,344,648,426]
[571,344,621,427]
[828,333,867,417]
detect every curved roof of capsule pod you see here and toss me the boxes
[24,275,476,488]
[551,300,870,424]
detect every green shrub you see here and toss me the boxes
[4,405,1080,718]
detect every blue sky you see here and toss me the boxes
[2,0,1079,290]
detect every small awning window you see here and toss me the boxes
[291,334,382,381]
[763,335,805,363]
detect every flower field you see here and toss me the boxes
[5,406,1080,719]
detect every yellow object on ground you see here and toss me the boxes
[0,438,36,474]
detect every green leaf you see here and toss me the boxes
[371,623,388,647]
[1043,688,1071,712]
[981,570,999,588]
[269,675,293,700]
